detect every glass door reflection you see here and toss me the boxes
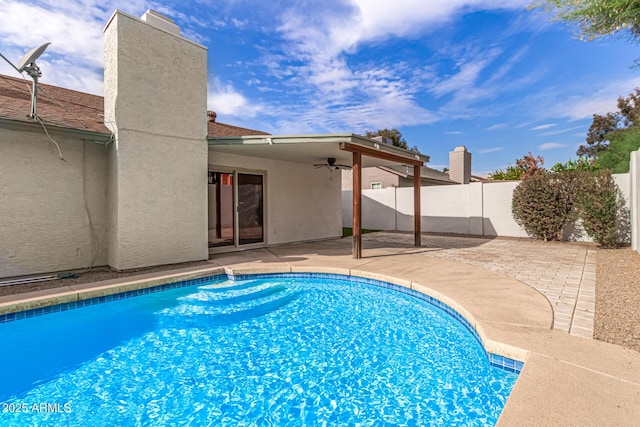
[237,173,264,245]
[207,171,234,248]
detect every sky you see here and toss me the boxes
[2,0,640,175]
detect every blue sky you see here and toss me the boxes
[2,0,640,175]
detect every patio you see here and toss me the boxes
[0,232,638,425]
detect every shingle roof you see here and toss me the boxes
[379,164,458,184]
[0,74,109,134]
[207,120,270,137]
[0,73,270,138]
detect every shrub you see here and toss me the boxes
[511,173,577,241]
[511,169,622,247]
[576,170,618,248]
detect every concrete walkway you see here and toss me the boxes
[1,233,638,425]
[366,232,597,338]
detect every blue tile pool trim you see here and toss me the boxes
[489,353,525,374]
[0,274,227,324]
[0,271,523,374]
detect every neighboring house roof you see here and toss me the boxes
[470,175,490,183]
[378,165,458,185]
[0,74,109,134]
[207,119,269,137]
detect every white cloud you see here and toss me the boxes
[0,0,145,67]
[425,44,539,120]
[430,54,498,98]
[267,82,438,134]
[486,46,529,84]
[328,0,529,51]
[540,125,585,137]
[207,78,263,118]
[486,123,508,130]
[538,142,567,150]
[514,121,533,128]
[542,76,640,121]
[531,123,556,130]
[446,131,463,135]
[0,0,146,94]
[270,0,532,131]
[479,147,504,154]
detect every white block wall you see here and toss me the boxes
[343,176,632,242]
[630,151,640,253]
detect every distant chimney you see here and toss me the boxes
[449,146,471,184]
[371,136,393,145]
[140,10,180,36]
[207,111,217,122]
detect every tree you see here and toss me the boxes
[578,112,619,158]
[550,157,599,172]
[364,128,408,149]
[516,152,546,179]
[596,126,640,172]
[490,165,524,180]
[489,152,545,180]
[577,88,640,158]
[531,1,640,42]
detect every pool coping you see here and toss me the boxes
[2,253,639,426]
[0,265,528,373]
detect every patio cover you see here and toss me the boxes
[208,133,430,258]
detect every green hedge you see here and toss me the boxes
[512,170,620,247]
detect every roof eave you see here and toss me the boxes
[208,133,430,164]
[0,117,112,143]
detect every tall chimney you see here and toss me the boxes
[449,146,471,184]
[103,10,208,270]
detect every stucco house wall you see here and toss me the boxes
[209,151,342,245]
[0,127,109,278]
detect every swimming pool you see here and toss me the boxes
[0,273,520,426]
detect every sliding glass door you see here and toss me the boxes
[208,170,265,250]
[208,172,235,248]
[237,173,264,245]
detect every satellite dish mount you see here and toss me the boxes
[0,43,51,119]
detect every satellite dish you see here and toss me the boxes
[0,42,51,118]
[17,43,50,72]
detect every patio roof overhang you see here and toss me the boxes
[207,133,430,168]
[208,133,428,259]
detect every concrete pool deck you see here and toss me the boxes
[1,233,638,425]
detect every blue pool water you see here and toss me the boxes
[0,275,518,426]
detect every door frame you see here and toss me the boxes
[207,165,268,254]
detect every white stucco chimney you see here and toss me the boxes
[449,146,471,184]
[103,10,208,270]
[140,10,180,36]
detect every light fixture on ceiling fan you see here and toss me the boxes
[313,157,351,170]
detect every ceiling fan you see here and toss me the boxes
[314,157,352,170]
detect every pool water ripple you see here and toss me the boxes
[0,276,517,426]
